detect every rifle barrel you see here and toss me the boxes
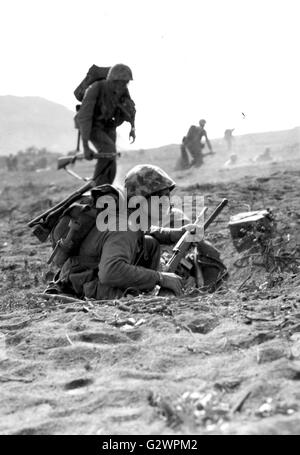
[57,152,120,170]
[204,198,228,230]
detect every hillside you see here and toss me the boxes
[125,127,300,169]
[1,93,299,162]
[0,96,76,154]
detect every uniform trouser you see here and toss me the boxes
[136,235,161,271]
[187,144,204,167]
[91,127,117,185]
[180,145,190,169]
[93,158,117,186]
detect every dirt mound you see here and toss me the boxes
[0,160,299,435]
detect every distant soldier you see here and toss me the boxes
[255,147,273,162]
[75,64,136,186]
[224,128,235,151]
[6,154,18,171]
[5,155,12,171]
[184,119,214,168]
[224,153,238,167]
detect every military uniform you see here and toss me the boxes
[48,165,226,299]
[75,64,136,186]
[175,137,190,170]
[185,120,213,167]
[224,129,234,152]
[56,222,183,300]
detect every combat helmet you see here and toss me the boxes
[107,64,133,81]
[124,164,176,198]
[91,184,123,202]
[199,119,206,127]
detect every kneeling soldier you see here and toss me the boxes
[47,165,226,299]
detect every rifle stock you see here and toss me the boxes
[57,152,121,170]
[28,180,95,228]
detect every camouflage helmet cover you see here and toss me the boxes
[124,164,176,198]
[91,184,126,208]
[106,64,133,81]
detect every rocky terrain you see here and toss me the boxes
[0,150,300,435]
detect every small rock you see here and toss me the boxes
[291,340,300,358]
[135,318,146,327]
[120,324,135,331]
[190,391,202,400]
[257,346,286,364]
[256,400,273,417]
[187,316,218,334]
[64,377,93,390]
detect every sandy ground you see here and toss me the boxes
[0,152,300,435]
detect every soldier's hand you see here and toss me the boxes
[159,272,183,296]
[129,127,136,144]
[84,146,94,161]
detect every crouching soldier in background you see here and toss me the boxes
[255,147,273,163]
[46,165,227,300]
[184,119,215,168]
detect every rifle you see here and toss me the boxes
[27,179,96,242]
[57,152,121,170]
[165,197,228,276]
[57,125,121,181]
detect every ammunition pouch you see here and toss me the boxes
[47,238,75,268]
[32,223,52,243]
[48,203,98,268]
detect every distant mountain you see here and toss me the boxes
[0,96,77,154]
[1,95,300,159]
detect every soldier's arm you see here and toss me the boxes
[123,98,136,142]
[116,93,136,142]
[148,226,183,244]
[204,130,213,153]
[98,231,160,290]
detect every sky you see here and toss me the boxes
[1,0,300,150]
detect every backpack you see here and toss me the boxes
[74,65,111,102]
[49,184,121,269]
[45,184,130,299]
[73,64,136,129]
